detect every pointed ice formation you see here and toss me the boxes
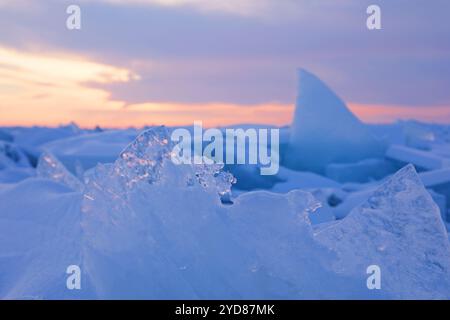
[81,127,235,202]
[316,164,450,299]
[116,126,173,187]
[36,152,84,192]
[284,69,385,173]
[80,127,175,228]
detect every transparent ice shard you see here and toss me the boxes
[116,126,172,188]
[36,152,84,192]
[82,126,236,208]
[316,164,450,299]
[193,163,236,197]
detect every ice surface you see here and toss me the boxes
[332,168,450,222]
[271,166,340,193]
[403,121,435,150]
[419,169,450,222]
[41,129,138,173]
[325,158,398,183]
[268,167,341,224]
[0,137,34,183]
[0,141,31,169]
[11,124,82,148]
[0,129,13,142]
[1,124,450,299]
[284,69,385,173]
[0,179,90,299]
[332,187,376,220]
[225,190,373,299]
[79,127,364,298]
[0,167,35,184]
[386,145,450,170]
[316,164,450,299]
[427,189,447,222]
[306,189,337,225]
[419,168,450,187]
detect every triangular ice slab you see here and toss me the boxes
[285,69,384,173]
[316,164,450,299]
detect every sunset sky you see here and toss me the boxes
[0,0,449,128]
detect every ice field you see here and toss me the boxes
[1,70,450,299]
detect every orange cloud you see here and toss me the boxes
[349,103,450,124]
[0,46,137,127]
[0,45,292,128]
